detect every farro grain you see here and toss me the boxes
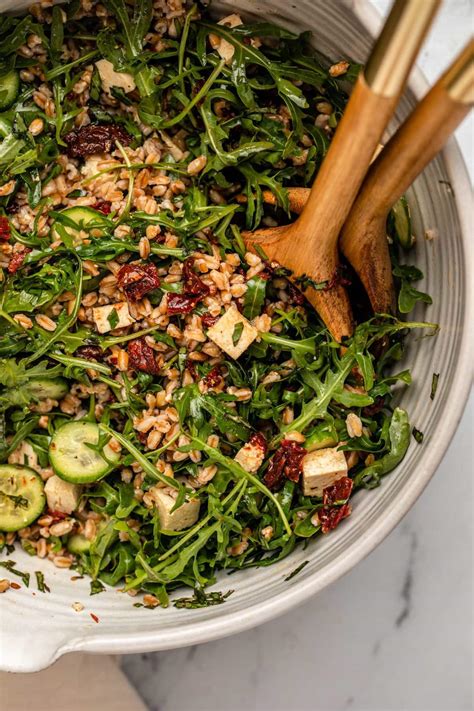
[35,314,57,331]
[139,236,151,259]
[13,314,33,329]
[28,117,44,136]
[36,538,48,558]
[50,520,75,537]
[187,154,207,175]
[283,431,306,443]
[261,526,274,541]
[143,594,160,608]
[0,180,16,196]
[53,556,73,568]
[84,519,97,541]
[346,412,363,438]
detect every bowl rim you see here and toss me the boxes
[59,0,473,660]
[1,0,472,670]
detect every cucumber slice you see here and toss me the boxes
[30,377,69,401]
[67,533,91,554]
[49,421,120,484]
[0,70,20,111]
[389,196,414,250]
[0,465,45,532]
[67,520,105,554]
[51,206,110,243]
[305,422,338,452]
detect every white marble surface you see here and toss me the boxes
[122,2,473,710]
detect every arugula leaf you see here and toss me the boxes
[243,276,267,320]
[393,264,432,314]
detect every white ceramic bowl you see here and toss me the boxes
[0,0,472,673]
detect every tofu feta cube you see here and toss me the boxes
[95,59,136,95]
[92,302,135,334]
[8,441,40,472]
[302,447,348,497]
[235,441,265,473]
[44,475,82,514]
[207,304,258,359]
[152,488,200,531]
[214,14,243,64]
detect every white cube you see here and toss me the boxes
[152,488,200,531]
[302,447,348,497]
[92,302,135,334]
[44,475,82,514]
[234,441,265,473]
[207,304,258,359]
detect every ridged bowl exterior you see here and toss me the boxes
[0,0,471,672]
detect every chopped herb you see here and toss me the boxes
[232,321,244,347]
[430,373,439,400]
[173,588,234,609]
[412,427,424,444]
[284,560,310,581]
[0,560,30,587]
[35,571,50,593]
[106,308,119,330]
[90,579,106,595]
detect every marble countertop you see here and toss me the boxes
[122,2,473,710]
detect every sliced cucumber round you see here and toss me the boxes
[30,377,69,401]
[0,465,45,532]
[49,420,120,484]
[0,70,20,111]
[51,206,110,243]
[67,532,91,554]
[67,519,105,554]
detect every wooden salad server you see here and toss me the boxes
[340,39,474,313]
[260,39,474,315]
[243,0,441,341]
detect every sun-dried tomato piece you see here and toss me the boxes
[128,338,160,374]
[186,359,198,379]
[64,124,132,158]
[166,260,210,315]
[48,510,68,522]
[201,312,219,328]
[75,345,103,361]
[318,503,352,534]
[92,200,112,215]
[249,432,267,454]
[203,365,221,388]
[322,476,353,506]
[117,262,161,302]
[263,439,306,491]
[324,266,352,291]
[0,216,11,241]
[362,395,385,417]
[167,293,198,315]
[288,282,305,305]
[7,247,31,274]
[182,258,210,299]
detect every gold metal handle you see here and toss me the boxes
[445,39,474,104]
[365,0,441,97]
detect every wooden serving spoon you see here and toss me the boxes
[341,39,474,313]
[259,40,474,315]
[243,0,440,341]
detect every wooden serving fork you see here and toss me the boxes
[243,0,441,341]
[259,40,473,315]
